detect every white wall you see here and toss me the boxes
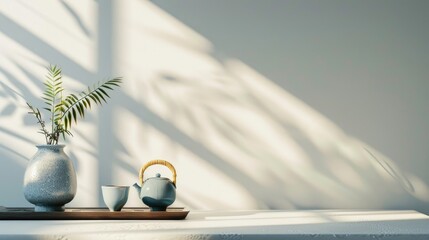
[1,0,429,212]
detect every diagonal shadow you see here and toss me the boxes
[59,0,92,37]
[0,12,93,82]
[0,65,39,105]
[119,92,296,208]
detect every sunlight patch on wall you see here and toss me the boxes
[0,0,97,73]
[113,107,258,209]
[120,0,212,53]
[109,0,428,209]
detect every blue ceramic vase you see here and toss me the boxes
[23,145,77,212]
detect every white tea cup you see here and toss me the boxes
[101,185,129,211]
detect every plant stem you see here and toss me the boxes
[51,97,55,138]
[26,103,50,145]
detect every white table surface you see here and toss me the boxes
[0,210,429,240]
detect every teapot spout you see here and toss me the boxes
[133,183,141,194]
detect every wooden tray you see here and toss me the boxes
[0,207,189,220]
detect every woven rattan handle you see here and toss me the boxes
[138,159,177,186]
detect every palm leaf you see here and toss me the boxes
[61,77,122,130]
[41,65,64,137]
[26,65,121,144]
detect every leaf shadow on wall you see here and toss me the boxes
[0,58,49,205]
[0,1,101,206]
[112,0,429,212]
[130,69,420,210]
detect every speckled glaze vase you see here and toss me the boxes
[23,145,77,212]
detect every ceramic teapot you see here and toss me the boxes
[133,159,177,211]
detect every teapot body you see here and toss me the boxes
[140,175,176,211]
[134,160,178,211]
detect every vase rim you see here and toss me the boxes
[36,144,66,148]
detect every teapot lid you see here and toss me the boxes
[147,173,171,182]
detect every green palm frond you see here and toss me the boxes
[42,65,63,112]
[26,65,122,145]
[41,65,64,142]
[61,77,122,130]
